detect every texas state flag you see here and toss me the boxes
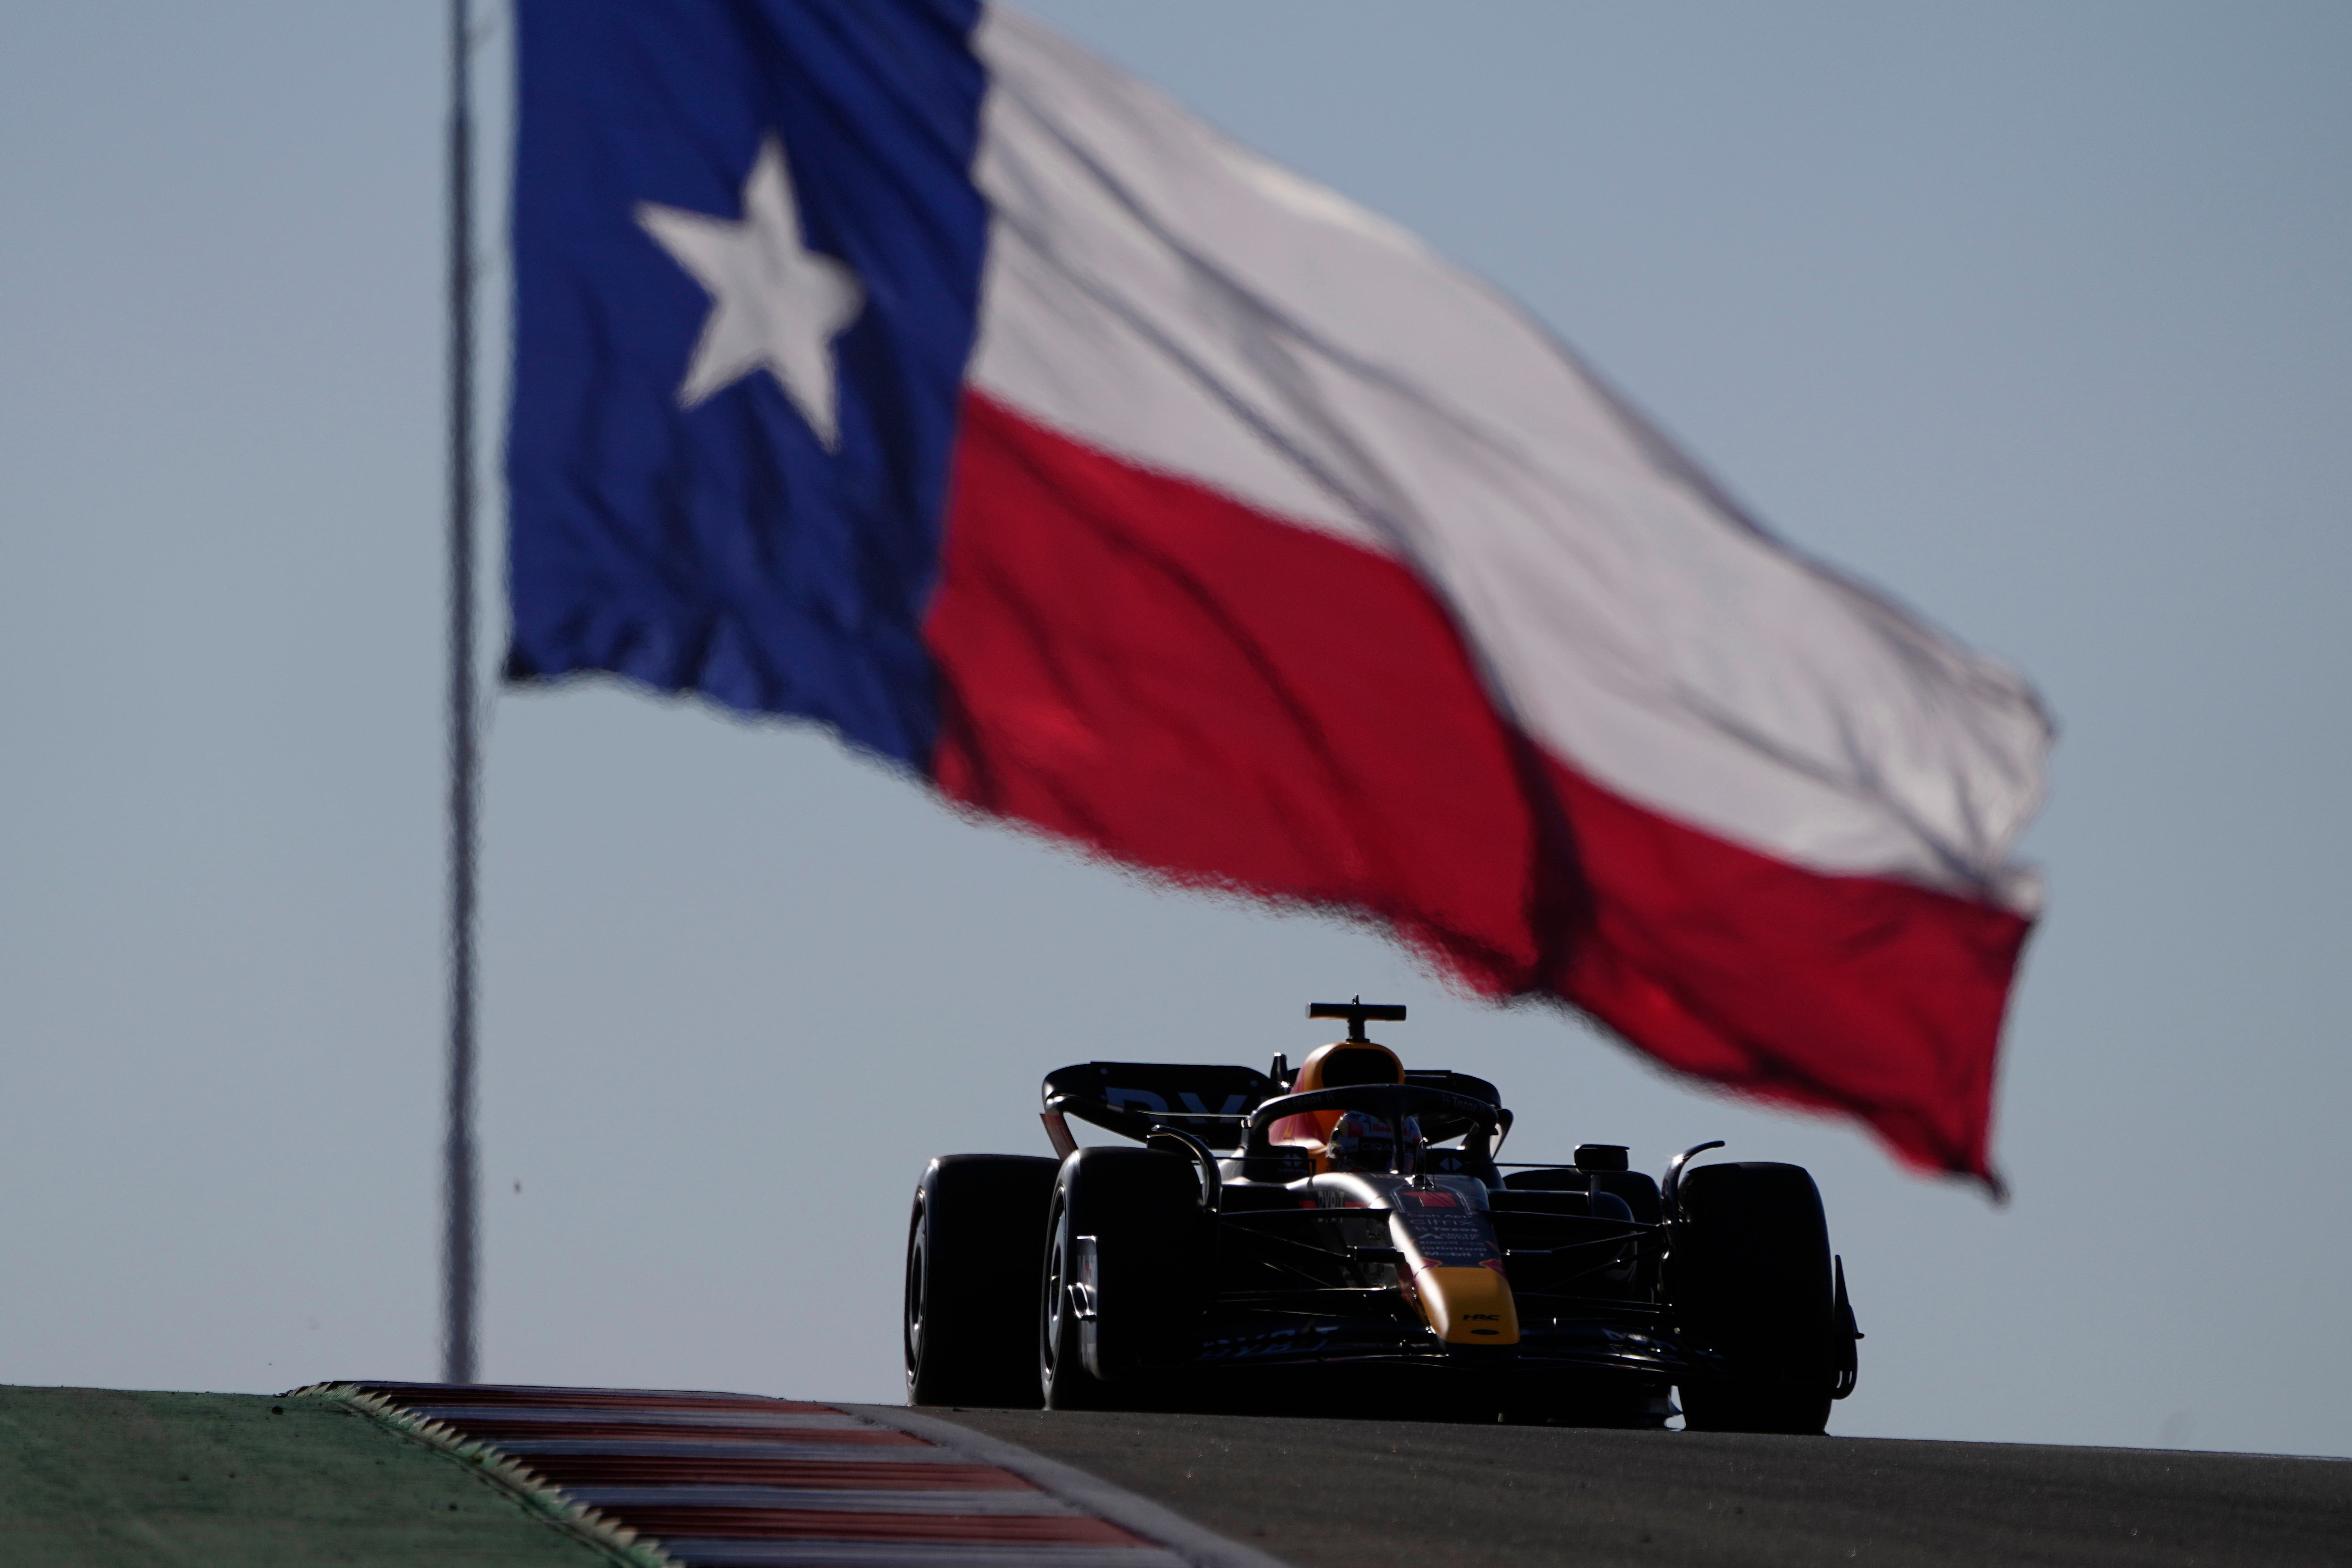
[508,0,2052,1183]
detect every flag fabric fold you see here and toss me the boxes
[508,0,2052,1181]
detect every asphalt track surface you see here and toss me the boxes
[934,1407,2351,1568]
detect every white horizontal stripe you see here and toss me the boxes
[969,9,2048,906]
[565,1486,1072,1514]
[651,1545,1187,1568]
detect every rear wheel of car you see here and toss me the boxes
[1667,1161,1836,1435]
[905,1154,1059,1408]
[1039,1148,1207,1411]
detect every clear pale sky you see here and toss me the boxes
[1,2,2345,1457]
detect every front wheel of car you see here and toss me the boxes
[1039,1147,1207,1411]
[1667,1160,1838,1436]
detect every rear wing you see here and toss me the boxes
[1405,1068,1502,1109]
[1041,1062,1507,1153]
[1041,1061,1278,1151]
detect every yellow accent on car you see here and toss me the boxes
[1409,1264,1521,1345]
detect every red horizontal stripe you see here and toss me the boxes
[932,393,1544,981]
[930,393,2025,1178]
[426,1420,924,1445]
[1542,758,2026,1176]
[511,1456,1030,1490]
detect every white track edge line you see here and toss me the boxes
[838,1405,1293,1568]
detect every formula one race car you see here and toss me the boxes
[903,1001,1862,1433]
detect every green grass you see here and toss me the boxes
[0,1387,626,1567]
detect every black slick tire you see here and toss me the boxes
[1039,1147,1207,1412]
[905,1154,1059,1408]
[1667,1161,1837,1435]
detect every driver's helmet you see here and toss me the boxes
[1324,1110,1427,1174]
[1271,1040,1411,1173]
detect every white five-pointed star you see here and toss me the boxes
[636,135,864,449]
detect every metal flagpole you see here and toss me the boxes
[442,0,480,1386]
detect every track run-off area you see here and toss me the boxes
[0,1383,2342,1567]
